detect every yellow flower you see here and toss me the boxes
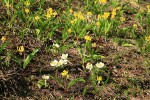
[5,3,11,8]
[61,70,69,77]
[103,12,110,19]
[111,15,115,19]
[111,9,117,19]
[87,12,92,16]
[17,46,25,53]
[1,36,6,42]
[73,12,78,17]
[91,42,96,47]
[98,14,102,20]
[98,0,107,4]
[84,35,92,41]
[145,35,150,42]
[45,8,57,18]
[133,24,137,28]
[73,12,85,20]
[45,13,51,18]
[66,74,70,78]
[47,8,53,14]
[70,18,77,24]
[97,76,102,81]
[53,11,57,17]
[25,8,30,14]
[116,6,121,10]
[70,20,75,24]
[120,17,125,22]
[69,9,73,13]
[112,8,117,12]
[24,1,30,6]
[146,5,150,9]
[112,11,116,16]
[67,28,72,33]
[96,22,100,26]
[35,16,40,20]
[111,9,116,18]
[146,5,150,13]
[78,14,85,20]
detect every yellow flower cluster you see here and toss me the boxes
[91,42,97,47]
[1,36,6,42]
[146,5,150,13]
[96,21,100,26]
[84,35,92,41]
[67,28,72,33]
[61,70,70,78]
[45,8,57,18]
[70,11,85,24]
[35,16,40,20]
[70,18,77,24]
[73,11,85,20]
[69,9,73,13]
[87,12,92,16]
[145,35,150,42]
[24,1,30,6]
[98,12,110,20]
[25,8,30,14]
[111,8,117,19]
[24,1,30,14]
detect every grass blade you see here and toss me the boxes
[68,78,85,89]
[23,49,39,69]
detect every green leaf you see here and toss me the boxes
[37,80,45,89]
[23,49,39,69]
[0,42,7,53]
[68,78,85,89]
[84,54,105,62]
[82,86,89,96]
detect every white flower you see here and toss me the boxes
[53,43,60,48]
[42,75,49,80]
[61,54,68,60]
[50,60,58,66]
[57,59,64,66]
[95,62,104,68]
[86,63,93,70]
[59,59,68,65]
[50,60,63,67]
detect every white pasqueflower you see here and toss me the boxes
[59,59,68,65]
[53,43,60,48]
[57,59,64,66]
[50,60,58,66]
[86,63,93,70]
[61,54,68,60]
[42,75,49,80]
[50,60,63,67]
[95,62,104,68]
